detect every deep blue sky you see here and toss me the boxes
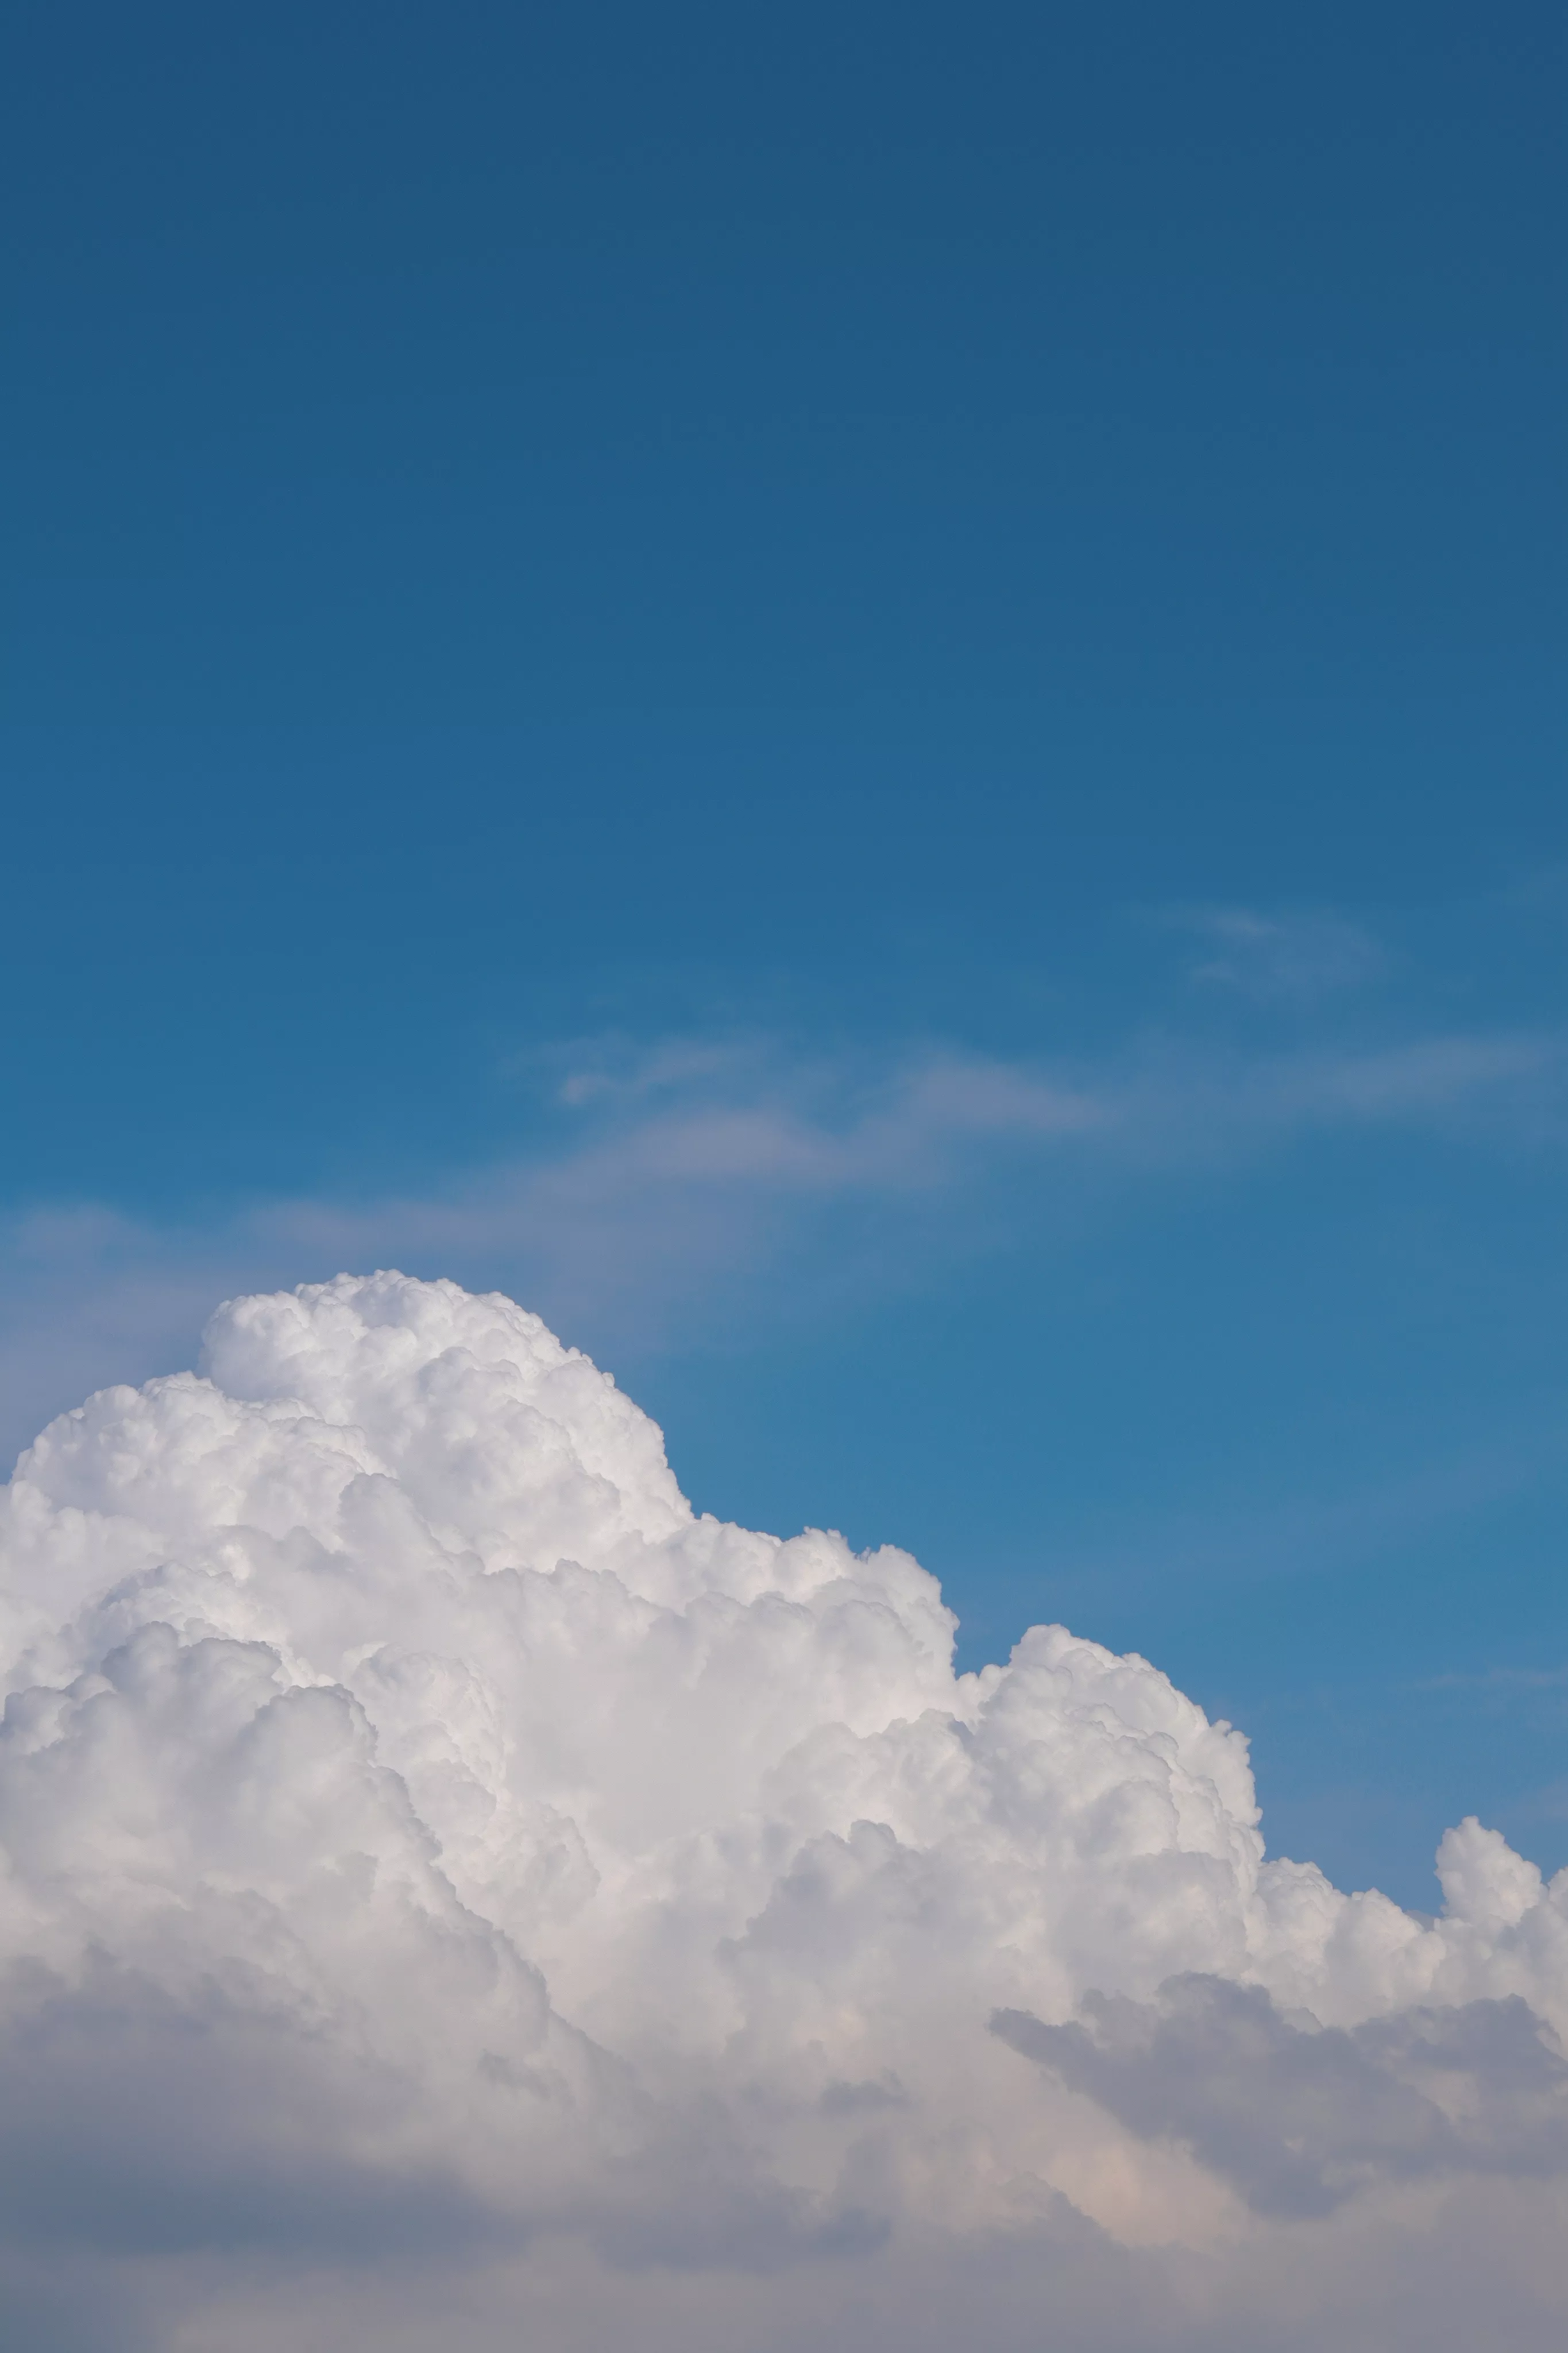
[3,0,1564,1904]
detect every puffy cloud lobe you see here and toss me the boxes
[0,1271,1564,2348]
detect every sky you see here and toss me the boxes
[3,0,1565,1940]
[3,7,1567,2344]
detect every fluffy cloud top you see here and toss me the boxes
[0,1273,1563,2349]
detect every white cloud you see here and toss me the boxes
[0,1273,1563,2347]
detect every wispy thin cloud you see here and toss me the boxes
[253,1024,1563,1324]
[1163,904,1389,1002]
[0,1020,1562,1463]
[1416,1665,1568,1695]
[1036,1405,1568,1612]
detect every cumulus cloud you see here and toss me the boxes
[0,1271,1565,2346]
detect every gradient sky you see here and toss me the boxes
[4,0,1564,1907]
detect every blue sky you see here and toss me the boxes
[3,0,1564,1906]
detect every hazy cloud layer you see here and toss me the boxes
[0,1274,1563,2346]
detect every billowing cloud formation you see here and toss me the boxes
[0,1274,1563,2349]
